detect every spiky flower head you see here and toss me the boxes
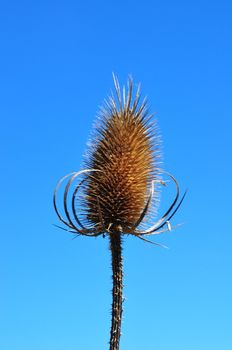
[82,75,160,233]
[54,75,185,241]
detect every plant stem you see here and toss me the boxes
[109,232,123,350]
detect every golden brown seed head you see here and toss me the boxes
[82,76,160,232]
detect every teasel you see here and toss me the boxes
[53,75,186,350]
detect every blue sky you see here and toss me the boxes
[1,0,232,349]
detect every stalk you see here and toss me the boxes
[109,232,123,350]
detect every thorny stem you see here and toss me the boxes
[109,231,123,350]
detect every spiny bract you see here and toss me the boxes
[81,76,161,232]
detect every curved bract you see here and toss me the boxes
[53,168,186,243]
[53,169,103,237]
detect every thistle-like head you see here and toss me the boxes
[53,75,186,245]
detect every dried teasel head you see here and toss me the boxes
[83,76,160,233]
[53,75,186,243]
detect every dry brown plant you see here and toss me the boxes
[53,75,186,350]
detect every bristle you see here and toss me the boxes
[81,76,160,232]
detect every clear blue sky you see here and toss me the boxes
[1,0,231,349]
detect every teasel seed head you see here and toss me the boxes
[81,75,160,233]
[53,74,186,241]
